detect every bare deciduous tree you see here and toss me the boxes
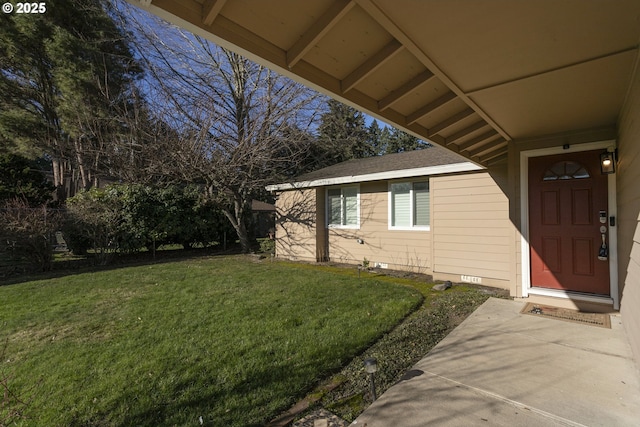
[120,5,326,252]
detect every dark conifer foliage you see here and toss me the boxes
[312,99,430,170]
[0,0,142,199]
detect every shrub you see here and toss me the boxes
[64,187,130,264]
[259,237,275,254]
[0,199,61,272]
[114,184,230,250]
[0,154,54,207]
[63,184,234,262]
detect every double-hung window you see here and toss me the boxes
[389,181,430,230]
[327,186,359,228]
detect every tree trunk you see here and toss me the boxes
[236,219,251,254]
[74,138,91,190]
[222,203,252,254]
[51,157,66,201]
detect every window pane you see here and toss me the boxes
[343,187,358,225]
[573,166,590,179]
[543,161,590,181]
[391,183,410,227]
[414,182,430,226]
[328,189,341,225]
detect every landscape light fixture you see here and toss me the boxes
[364,357,378,401]
[600,150,616,174]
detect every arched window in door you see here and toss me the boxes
[542,161,590,181]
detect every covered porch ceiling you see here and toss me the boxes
[134,0,640,166]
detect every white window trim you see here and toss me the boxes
[388,180,431,231]
[327,185,360,229]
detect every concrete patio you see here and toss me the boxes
[351,298,640,426]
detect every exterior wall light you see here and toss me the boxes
[600,150,616,174]
[364,357,378,401]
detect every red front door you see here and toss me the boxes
[529,150,610,295]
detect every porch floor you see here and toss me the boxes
[352,298,640,426]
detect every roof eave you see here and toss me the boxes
[266,161,483,191]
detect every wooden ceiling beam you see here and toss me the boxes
[406,92,457,125]
[445,120,488,145]
[476,144,509,164]
[378,70,434,111]
[449,130,497,151]
[485,153,509,165]
[202,0,227,26]
[429,108,475,137]
[286,0,355,69]
[357,0,512,141]
[341,39,403,93]
[466,137,506,157]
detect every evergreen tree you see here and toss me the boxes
[0,154,54,206]
[379,126,393,154]
[0,0,141,199]
[316,99,373,167]
[367,119,383,155]
[384,127,430,154]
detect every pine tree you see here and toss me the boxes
[0,0,141,199]
[367,119,383,155]
[0,154,54,206]
[384,127,429,154]
[316,99,373,167]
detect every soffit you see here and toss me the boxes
[135,0,640,166]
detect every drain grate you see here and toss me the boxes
[520,303,611,328]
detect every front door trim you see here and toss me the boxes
[520,140,619,309]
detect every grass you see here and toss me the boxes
[319,286,499,421]
[0,256,422,426]
[283,268,508,422]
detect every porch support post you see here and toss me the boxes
[316,188,329,262]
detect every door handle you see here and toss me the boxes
[598,234,608,261]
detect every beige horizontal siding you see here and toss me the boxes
[436,263,510,278]
[432,173,512,280]
[274,172,513,280]
[435,234,510,246]
[435,201,506,212]
[328,181,431,272]
[436,244,510,256]
[618,63,640,365]
[274,189,317,261]
[433,226,512,237]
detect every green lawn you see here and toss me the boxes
[0,256,422,426]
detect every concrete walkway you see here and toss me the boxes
[352,298,640,427]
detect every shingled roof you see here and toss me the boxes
[267,145,483,191]
[300,145,470,181]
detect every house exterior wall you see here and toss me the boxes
[274,188,317,262]
[618,62,640,364]
[431,172,513,289]
[327,181,432,272]
[274,172,515,288]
